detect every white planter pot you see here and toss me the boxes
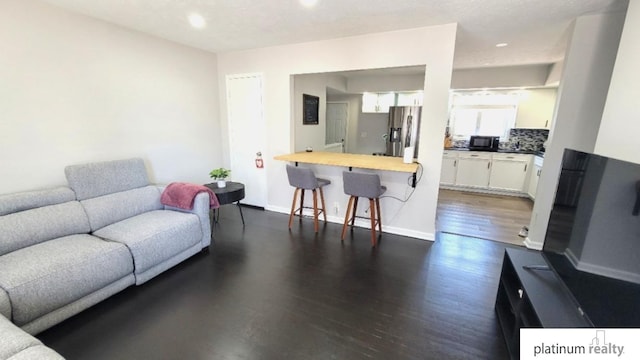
[217,180,227,188]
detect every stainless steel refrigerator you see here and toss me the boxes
[385,106,422,158]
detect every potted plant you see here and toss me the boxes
[209,167,231,188]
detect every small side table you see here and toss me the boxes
[204,182,246,226]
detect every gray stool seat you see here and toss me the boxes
[286,165,331,233]
[341,172,386,247]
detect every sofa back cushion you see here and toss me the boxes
[80,186,163,231]
[0,201,90,256]
[65,158,150,201]
[0,187,75,216]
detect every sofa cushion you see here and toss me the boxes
[93,210,202,277]
[0,187,75,217]
[65,158,149,201]
[0,202,90,256]
[0,287,10,320]
[0,314,41,359]
[0,235,134,326]
[7,345,65,360]
[80,186,163,231]
[0,315,63,360]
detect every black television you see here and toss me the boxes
[542,148,640,327]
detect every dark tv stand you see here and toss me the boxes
[495,248,591,359]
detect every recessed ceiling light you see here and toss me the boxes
[495,43,508,48]
[188,13,206,29]
[300,0,319,8]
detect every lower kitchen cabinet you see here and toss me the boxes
[440,150,541,197]
[440,151,458,186]
[488,154,529,192]
[527,156,544,199]
[455,152,492,188]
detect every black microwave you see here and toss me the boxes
[468,136,500,151]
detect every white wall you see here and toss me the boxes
[525,12,626,249]
[595,0,640,162]
[293,73,348,152]
[545,61,564,86]
[451,64,551,89]
[347,74,425,93]
[356,113,388,154]
[0,0,221,195]
[218,25,457,240]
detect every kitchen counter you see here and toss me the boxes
[444,147,545,157]
[274,151,419,173]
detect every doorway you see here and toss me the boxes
[226,73,267,207]
[326,102,348,153]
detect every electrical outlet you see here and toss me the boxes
[333,202,339,214]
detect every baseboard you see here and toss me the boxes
[524,236,543,250]
[264,205,435,241]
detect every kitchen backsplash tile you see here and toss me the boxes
[505,128,549,151]
[446,128,549,151]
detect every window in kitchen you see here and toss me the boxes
[448,92,519,140]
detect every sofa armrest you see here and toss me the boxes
[160,188,211,248]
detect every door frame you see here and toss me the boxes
[326,101,350,153]
[225,72,267,207]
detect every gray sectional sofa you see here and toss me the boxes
[0,158,212,359]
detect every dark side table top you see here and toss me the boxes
[204,182,245,205]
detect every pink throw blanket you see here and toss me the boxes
[161,182,220,210]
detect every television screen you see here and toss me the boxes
[542,149,640,327]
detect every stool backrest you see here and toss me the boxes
[343,171,383,199]
[286,165,319,190]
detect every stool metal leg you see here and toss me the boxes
[369,198,377,247]
[319,187,327,222]
[289,188,299,229]
[375,198,382,233]
[351,197,359,227]
[341,196,355,240]
[299,189,305,220]
[312,189,319,233]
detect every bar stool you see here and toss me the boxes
[341,172,386,247]
[286,164,331,233]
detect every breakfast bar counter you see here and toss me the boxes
[274,151,420,186]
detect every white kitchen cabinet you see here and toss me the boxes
[514,88,556,129]
[527,156,544,199]
[456,152,492,188]
[488,153,530,191]
[396,91,424,106]
[362,92,395,113]
[440,151,458,186]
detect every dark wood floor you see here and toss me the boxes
[437,189,533,246]
[39,207,511,359]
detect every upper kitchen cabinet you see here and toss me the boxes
[396,91,424,106]
[362,92,395,113]
[514,88,557,129]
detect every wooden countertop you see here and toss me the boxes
[274,152,419,173]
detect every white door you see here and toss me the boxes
[226,73,267,207]
[326,102,348,152]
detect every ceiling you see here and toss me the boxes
[41,0,627,69]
